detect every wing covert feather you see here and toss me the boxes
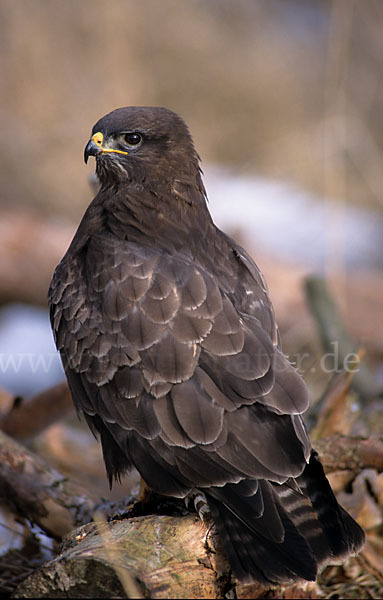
[50,231,311,496]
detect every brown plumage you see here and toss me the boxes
[49,106,364,584]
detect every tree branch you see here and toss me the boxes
[314,434,383,474]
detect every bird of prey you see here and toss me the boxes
[49,106,364,585]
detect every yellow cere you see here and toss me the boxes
[91,131,129,157]
[92,132,104,147]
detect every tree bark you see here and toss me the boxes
[314,434,383,474]
[13,513,320,599]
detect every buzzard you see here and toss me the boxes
[49,107,364,584]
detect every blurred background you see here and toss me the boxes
[0,2,382,593]
[1,0,383,213]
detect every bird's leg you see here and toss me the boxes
[185,489,211,525]
[121,477,152,516]
[185,490,216,553]
[137,477,152,504]
[124,479,186,518]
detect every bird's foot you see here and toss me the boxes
[185,489,212,525]
[110,479,188,520]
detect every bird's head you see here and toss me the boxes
[84,106,201,189]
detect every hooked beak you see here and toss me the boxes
[84,138,102,164]
[84,131,129,164]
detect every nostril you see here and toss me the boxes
[92,132,104,147]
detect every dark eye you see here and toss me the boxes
[122,132,142,147]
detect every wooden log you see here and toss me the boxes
[12,514,226,599]
[13,512,320,599]
[0,430,96,539]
